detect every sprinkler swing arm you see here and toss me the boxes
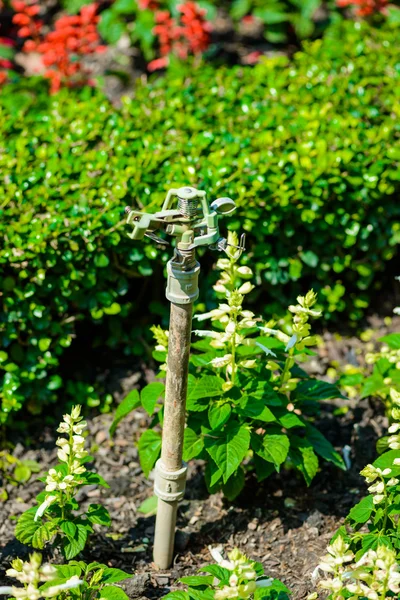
[125,186,245,253]
[124,186,245,569]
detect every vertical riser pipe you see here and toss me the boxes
[153,302,193,568]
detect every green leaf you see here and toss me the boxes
[63,0,90,13]
[94,254,110,268]
[305,425,346,470]
[254,454,275,482]
[0,44,14,60]
[208,402,231,429]
[138,430,162,477]
[110,389,141,436]
[198,565,230,583]
[99,586,129,600]
[98,10,125,44]
[373,450,400,475]
[138,495,158,516]
[55,565,82,579]
[361,533,392,553]
[60,520,77,538]
[179,576,214,587]
[141,382,165,416]
[378,333,400,349]
[361,374,385,399]
[230,0,251,19]
[32,522,57,549]
[276,411,305,429]
[205,458,223,492]
[163,593,190,600]
[14,464,31,483]
[236,395,277,423]
[112,0,136,14]
[299,250,319,268]
[251,432,290,469]
[294,379,344,402]
[377,436,390,455]
[223,467,245,500]
[254,579,290,599]
[183,427,204,461]
[187,375,224,412]
[81,472,110,488]
[87,504,111,526]
[15,509,41,545]
[291,438,319,486]
[243,379,282,406]
[63,524,88,559]
[348,495,374,524]
[101,568,133,583]
[205,422,250,483]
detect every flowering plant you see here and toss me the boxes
[0,553,82,600]
[310,384,400,598]
[163,547,290,600]
[336,330,400,419]
[111,235,345,498]
[15,406,111,559]
[311,538,400,599]
[0,554,132,600]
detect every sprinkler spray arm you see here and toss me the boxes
[124,186,245,569]
[125,186,245,255]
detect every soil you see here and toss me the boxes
[1,315,399,600]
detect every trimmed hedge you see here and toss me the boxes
[1,21,400,424]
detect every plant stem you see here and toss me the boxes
[230,311,237,386]
[280,346,294,393]
[382,480,388,534]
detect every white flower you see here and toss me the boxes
[368,481,384,494]
[388,435,400,450]
[0,587,14,596]
[44,576,83,597]
[387,478,399,486]
[34,495,57,522]
[238,282,254,295]
[388,423,400,434]
[210,355,232,369]
[236,266,253,277]
[372,494,385,505]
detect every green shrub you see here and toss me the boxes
[1,21,399,425]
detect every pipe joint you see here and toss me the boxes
[154,460,188,502]
[166,259,200,304]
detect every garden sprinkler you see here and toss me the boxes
[125,186,245,569]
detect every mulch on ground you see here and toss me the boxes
[1,316,398,599]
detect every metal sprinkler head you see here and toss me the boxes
[124,185,246,259]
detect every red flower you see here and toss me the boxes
[336,0,388,16]
[148,56,169,71]
[15,1,107,93]
[152,1,211,67]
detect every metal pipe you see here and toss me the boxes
[153,301,193,569]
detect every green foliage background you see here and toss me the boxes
[1,21,399,424]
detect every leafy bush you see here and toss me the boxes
[112,239,346,497]
[1,20,400,424]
